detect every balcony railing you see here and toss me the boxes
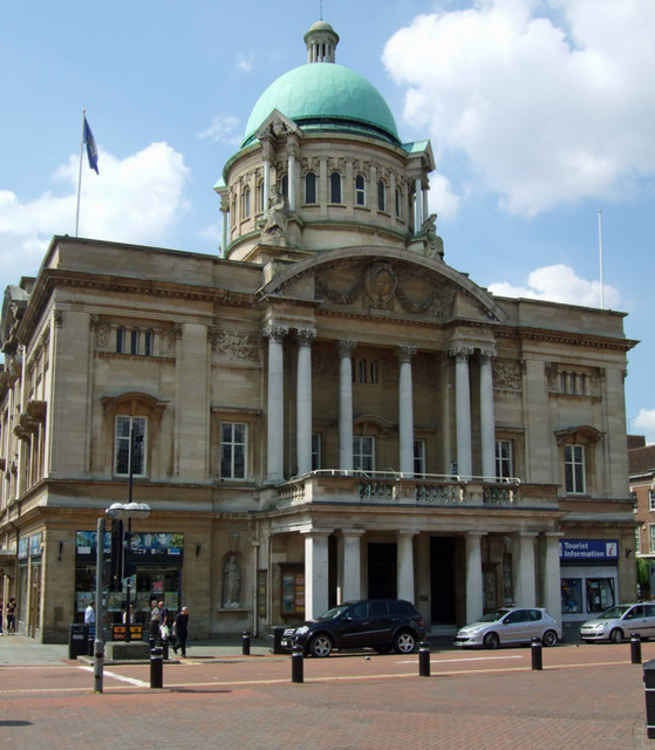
[274,469,545,510]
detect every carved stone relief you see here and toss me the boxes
[493,359,522,391]
[211,328,259,360]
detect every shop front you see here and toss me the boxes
[560,538,619,624]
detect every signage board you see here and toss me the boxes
[559,539,618,562]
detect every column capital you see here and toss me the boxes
[396,345,417,363]
[517,531,539,538]
[299,526,334,537]
[296,328,316,346]
[262,324,288,343]
[449,343,475,359]
[338,340,357,357]
[286,134,300,156]
[340,528,366,538]
[397,529,418,538]
[479,344,497,359]
[465,530,488,539]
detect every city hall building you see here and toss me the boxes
[0,22,637,641]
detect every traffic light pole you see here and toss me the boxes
[94,516,105,693]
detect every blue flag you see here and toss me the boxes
[83,116,99,174]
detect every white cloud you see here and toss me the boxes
[0,142,190,288]
[237,53,255,73]
[429,173,460,220]
[197,115,242,146]
[632,410,655,446]
[488,263,620,307]
[383,0,655,216]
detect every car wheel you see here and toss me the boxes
[393,630,417,654]
[484,632,500,649]
[542,630,558,647]
[309,633,333,657]
[610,628,624,644]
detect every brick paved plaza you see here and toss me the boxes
[0,640,652,749]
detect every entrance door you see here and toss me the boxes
[430,537,456,625]
[368,543,396,599]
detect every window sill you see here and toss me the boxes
[354,205,371,212]
[327,203,346,208]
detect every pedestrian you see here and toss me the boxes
[0,600,3,634]
[6,598,16,634]
[84,601,95,626]
[173,606,189,657]
[149,599,162,644]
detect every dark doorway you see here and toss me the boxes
[430,537,456,624]
[368,543,396,599]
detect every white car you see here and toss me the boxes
[580,603,655,643]
[455,607,561,649]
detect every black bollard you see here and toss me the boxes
[418,641,431,677]
[531,637,542,671]
[632,633,642,665]
[162,639,169,661]
[242,631,251,656]
[150,646,163,689]
[291,643,304,683]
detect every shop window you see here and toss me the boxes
[281,564,305,617]
[561,578,583,613]
[586,577,615,613]
[378,180,386,211]
[305,172,316,204]
[413,440,426,476]
[355,175,366,206]
[564,444,585,494]
[330,172,342,204]
[114,416,147,476]
[495,440,513,479]
[220,422,247,480]
[311,433,321,471]
[353,436,375,472]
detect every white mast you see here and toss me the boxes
[597,209,604,310]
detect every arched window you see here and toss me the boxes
[330,172,342,204]
[305,172,316,204]
[241,186,250,219]
[257,181,264,213]
[378,180,385,211]
[280,174,288,198]
[355,175,366,206]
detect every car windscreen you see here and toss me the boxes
[478,608,511,622]
[317,604,351,620]
[597,605,631,619]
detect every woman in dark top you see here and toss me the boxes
[173,606,189,657]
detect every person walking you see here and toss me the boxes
[6,598,16,634]
[173,606,189,657]
[149,599,162,644]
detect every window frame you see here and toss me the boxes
[353,436,375,472]
[305,172,317,204]
[649,489,655,512]
[330,172,342,204]
[220,421,248,481]
[114,415,147,477]
[564,443,586,494]
[495,439,513,480]
[377,180,386,211]
[413,439,426,477]
[355,174,366,206]
[311,433,321,472]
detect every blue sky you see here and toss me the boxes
[2,0,654,442]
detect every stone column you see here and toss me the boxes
[263,325,288,483]
[450,345,474,478]
[397,531,417,602]
[397,345,416,476]
[422,180,429,223]
[465,531,485,624]
[296,328,315,475]
[341,529,364,602]
[479,347,496,479]
[515,532,537,607]
[414,178,422,232]
[543,532,562,626]
[302,528,332,621]
[338,340,356,471]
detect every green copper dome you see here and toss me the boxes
[241,63,400,147]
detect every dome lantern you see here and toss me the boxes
[303,20,339,63]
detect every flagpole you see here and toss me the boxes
[75,108,86,237]
[597,209,604,310]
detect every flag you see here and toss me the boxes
[83,116,99,174]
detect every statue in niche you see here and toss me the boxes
[421,213,445,259]
[222,553,241,609]
[261,186,288,244]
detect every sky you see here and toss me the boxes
[1,0,654,442]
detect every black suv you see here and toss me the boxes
[281,598,426,657]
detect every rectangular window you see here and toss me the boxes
[561,578,583,614]
[116,327,125,353]
[355,175,366,206]
[495,440,513,479]
[114,416,147,476]
[649,489,655,511]
[378,181,385,211]
[330,172,342,204]
[369,361,378,384]
[353,436,375,472]
[311,433,321,471]
[305,173,316,204]
[413,440,426,477]
[564,444,585,493]
[130,329,139,355]
[586,577,615,613]
[144,331,152,356]
[220,422,247,480]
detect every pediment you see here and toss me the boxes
[260,246,505,324]
[255,109,303,141]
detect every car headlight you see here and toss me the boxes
[295,626,309,635]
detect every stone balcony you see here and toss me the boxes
[276,470,560,511]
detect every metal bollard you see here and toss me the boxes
[531,637,543,671]
[291,643,304,683]
[273,626,284,654]
[632,633,642,664]
[162,639,169,661]
[242,631,251,656]
[418,641,431,677]
[150,646,163,689]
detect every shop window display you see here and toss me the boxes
[586,577,615,613]
[561,578,583,613]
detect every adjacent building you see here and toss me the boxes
[0,21,637,641]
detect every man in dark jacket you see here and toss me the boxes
[173,606,189,657]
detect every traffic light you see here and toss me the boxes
[109,519,124,591]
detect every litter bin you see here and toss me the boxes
[68,623,89,660]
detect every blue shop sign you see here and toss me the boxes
[560,539,618,562]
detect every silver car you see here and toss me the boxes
[580,602,655,643]
[455,607,561,649]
